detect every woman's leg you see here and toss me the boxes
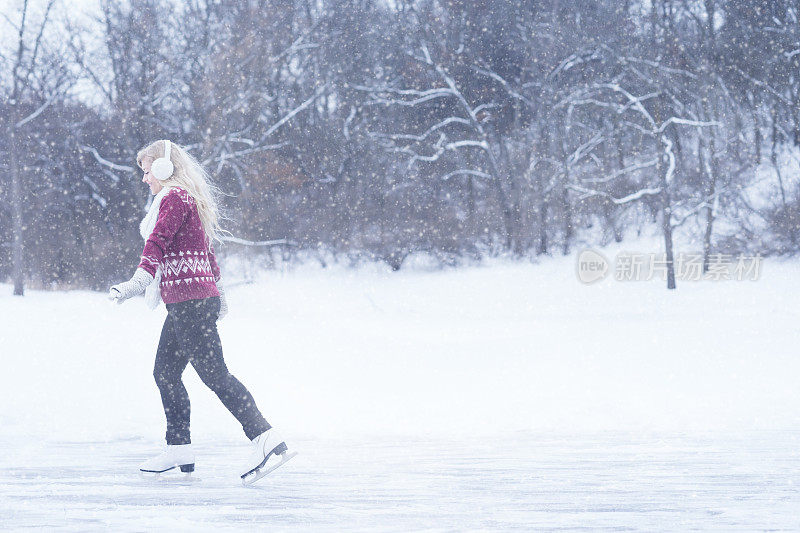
[153,312,192,445]
[169,297,271,440]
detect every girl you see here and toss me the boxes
[108,140,294,484]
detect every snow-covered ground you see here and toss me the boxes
[1,236,799,530]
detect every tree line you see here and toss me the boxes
[2,0,799,292]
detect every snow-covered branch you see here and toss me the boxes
[582,159,659,184]
[257,82,329,139]
[569,184,663,204]
[355,85,455,107]
[440,169,492,181]
[469,64,534,107]
[220,236,298,247]
[79,145,134,172]
[656,117,720,134]
[15,92,57,128]
[369,116,471,143]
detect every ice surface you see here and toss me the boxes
[1,432,799,530]
[1,237,799,529]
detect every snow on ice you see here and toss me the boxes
[1,237,799,530]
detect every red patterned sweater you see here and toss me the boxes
[137,187,221,304]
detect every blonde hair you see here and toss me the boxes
[136,140,233,246]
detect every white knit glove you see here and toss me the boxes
[216,277,229,320]
[108,268,154,304]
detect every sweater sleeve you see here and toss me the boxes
[137,192,187,276]
[208,242,221,282]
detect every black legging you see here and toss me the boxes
[154,296,270,445]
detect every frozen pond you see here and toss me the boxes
[1,431,798,530]
[3,249,800,529]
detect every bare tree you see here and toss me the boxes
[1,0,72,295]
[559,46,718,288]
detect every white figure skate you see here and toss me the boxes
[241,428,297,486]
[139,444,196,480]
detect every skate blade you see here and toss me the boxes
[139,469,200,484]
[241,451,298,486]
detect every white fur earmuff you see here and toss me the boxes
[151,139,175,181]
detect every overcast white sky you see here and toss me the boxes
[1,0,107,105]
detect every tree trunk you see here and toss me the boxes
[701,100,719,273]
[556,121,573,256]
[657,135,677,290]
[479,126,515,252]
[561,178,573,256]
[466,176,475,222]
[537,199,548,255]
[662,205,676,289]
[751,102,761,165]
[489,173,515,252]
[10,126,25,296]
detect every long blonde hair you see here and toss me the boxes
[136,140,232,246]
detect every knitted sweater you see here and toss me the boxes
[137,187,221,304]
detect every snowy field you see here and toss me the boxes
[2,237,800,531]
